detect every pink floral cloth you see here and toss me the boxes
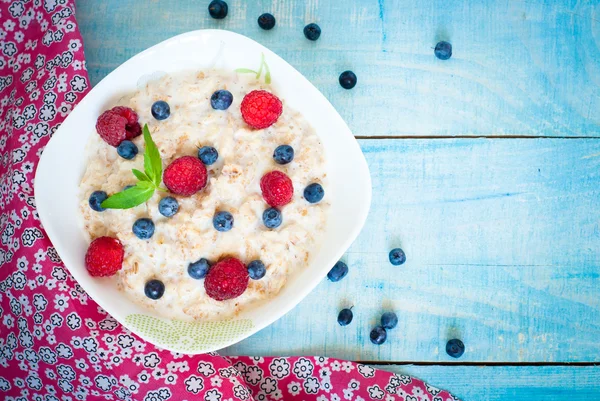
[0,1,458,400]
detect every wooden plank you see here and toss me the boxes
[75,0,600,137]
[378,365,600,401]
[221,138,600,362]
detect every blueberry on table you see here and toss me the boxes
[117,140,138,160]
[132,218,155,240]
[210,90,233,110]
[198,146,219,165]
[434,41,452,60]
[389,248,406,266]
[213,211,234,232]
[327,261,348,282]
[273,145,294,165]
[370,326,387,345]
[304,183,325,203]
[339,70,357,90]
[208,0,228,19]
[151,100,170,120]
[188,258,210,279]
[381,312,398,329]
[258,13,276,30]
[89,191,108,212]
[144,279,165,300]
[262,207,282,229]
[304,23,321,41]
[337,308,353,326]
[446,339,465,358]
[158,196,179,217]
[247,260,267,280]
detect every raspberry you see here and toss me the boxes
[260,171,294,207]
[112,106,142,139]
[85,237,124,277]
[240,90,282,129]
[204,258,249,301]
[163,156,207,196]
[95,106,141,146]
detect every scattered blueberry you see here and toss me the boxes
[247,260,266,280]
[381,312,398,329]
[389,248,406,266]
[339,70,357,90]
[370,326,387,345]
[304,183,325,203]
[144,279,165,300]
[303,23,321,41]
[210,90,233,110]
[123,185,135,191]
[159,197,179,217]
[337,308,353,326]
[88,191,108,212]
[117,140,138,160]
[208,0,228,19]
[258,13,276,30]
[132,218,155,240]
[434,41,452,60]
[262,207,282,229]
[327,261,348,282]
[198,146,219,165]
[188,258,210,280]
[151,100,170,120]
[213,211,234,232]
[446,339,465,358]
[273,145,294,165]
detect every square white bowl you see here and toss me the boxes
[34,29,371,354]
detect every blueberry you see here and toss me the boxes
[144,279,165,300]
[304,183,324,203]
[117,140,138,160]
[132,218,155,240]
[210,90,233,110]
[208,0,228,19]
[337,308,353,326]
[247,260,266,280]
[159,196,179,217]
[151,100,170,120]
[304,23,321,41]
[381,312,398,329]
[339,70,357,90]
[123,185,135,191]
[273,145,294,165]
[262,207,282,229]
[198,146,219,165]
[188,258,210,280]
[370,326,387,345]
[446,339,465,358]
[434,41,452,60]
[258,13,276,30]
[327,261,348,282]
[389,248,406,266]
[88,191,108,212]
[213,211,233,232]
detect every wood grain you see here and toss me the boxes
[75,0,600,137]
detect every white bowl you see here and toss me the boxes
[34,29,371,354]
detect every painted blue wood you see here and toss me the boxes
[75,0,600,137]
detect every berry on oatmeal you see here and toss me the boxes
[88,190,108,212]
[188,258,211,280]
[163,156,207,196]
[85,236,124,277]
[151,100,171,120]
[132,218,155,240]
[210,90,233,110]
[241,90,283,129]
[198,146,219,165]
[204,257,249,301]
[260,171,293,207]
[213,211,234,232]
[145,279,165,300]
[304,183,324,203]
[158,196,179,217]
[96,106,141,146]
[262,207,282,229]
[117,140,138,160]
[247,260,266,280]
[273,144,294,165]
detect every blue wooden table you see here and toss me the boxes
[75,0,600,399]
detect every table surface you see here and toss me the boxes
[75,0,600,399]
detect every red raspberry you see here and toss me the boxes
[240,90,283,129]
[95,106,141,146]
[260,171,294,207]
[112,106,142,139]
[163,156,207,196]
[85,237,124,277]
[204,258,249,301]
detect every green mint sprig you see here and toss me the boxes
[100,124,163,209]
[235,53,271,84]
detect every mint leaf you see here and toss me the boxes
[142,124,162,187]
[235,68,258,74]
[100,181,155,209]
[132,168,150,182]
